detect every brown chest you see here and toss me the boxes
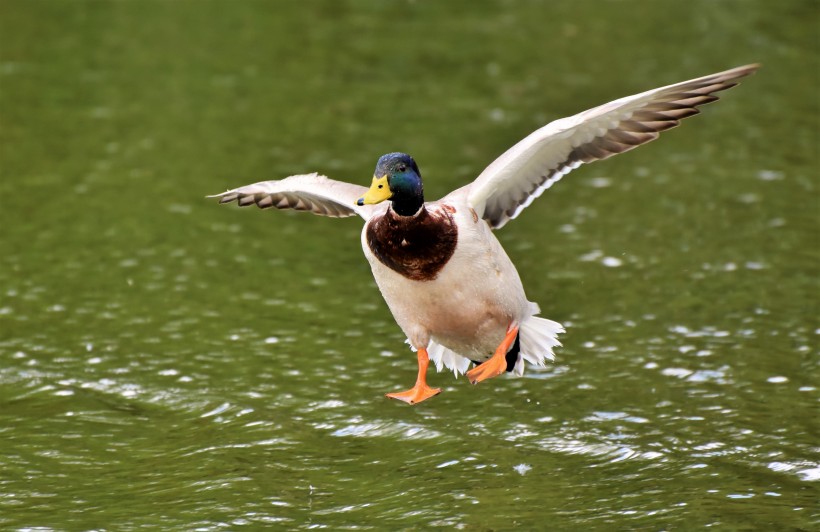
[366,206,458,282]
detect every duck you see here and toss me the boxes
[211,64,758,404]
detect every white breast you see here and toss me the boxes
[361,202,529,360]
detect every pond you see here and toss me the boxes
[1,0,817,529]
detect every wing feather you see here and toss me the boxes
[463,64,760,229]
[209,173,376,220]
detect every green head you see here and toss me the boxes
[356,152,424,216]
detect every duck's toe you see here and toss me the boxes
[466,356,507,384]
[386,384,441,405]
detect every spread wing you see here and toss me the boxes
[209,173,377,220]
[461,64,760,229]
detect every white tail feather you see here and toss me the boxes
[427,341,471,377]
[514,314,564,376]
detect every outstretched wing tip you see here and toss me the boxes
[732,63,762,73]
[206,191,231,200]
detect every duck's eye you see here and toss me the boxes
[397,164,407,172]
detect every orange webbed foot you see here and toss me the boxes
[466,355,507,384]
[385,384,441,405]
[466,325,520,385]
[386,346,441,405]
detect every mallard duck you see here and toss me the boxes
[211,64,758,404]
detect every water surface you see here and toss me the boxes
[1,0,817,529]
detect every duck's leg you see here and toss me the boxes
[466,325,519,385]
[386,347,441,405]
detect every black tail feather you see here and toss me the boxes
[505,332,521,372]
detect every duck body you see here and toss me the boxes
[362,200,530,365]
[356,152,563,388]
[210,64,759,404]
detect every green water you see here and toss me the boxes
[1,0,817,529]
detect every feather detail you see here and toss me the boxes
[209,173,377,220]
[515,311,564,375]
[463,64,760,229]
[427,340,472,377]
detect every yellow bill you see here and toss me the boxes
[356,175,391,206]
